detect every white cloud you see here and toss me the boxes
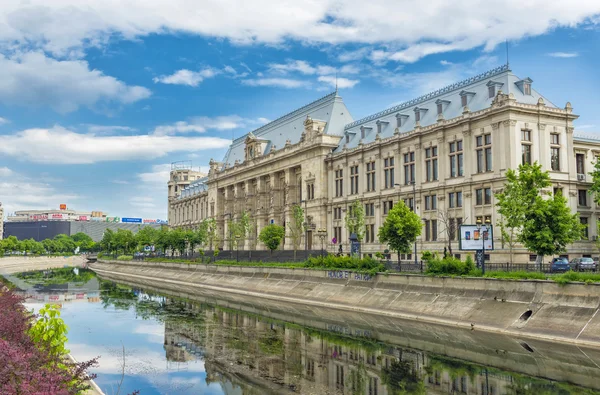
[152,115,266,136]
[0,126,231,164]
[0,1,598,63]
[0,169,80,215]
[241,78,305,88]
[0,52,151,113]
[137,164,172,185]
[153,68,219,87]
[84,125,138,134]
[268,60,361,76]
[547,52,579,58]
[318,75,359,89]
[129,196,156,209]
[0,167,14,177]
[0,116,9,124]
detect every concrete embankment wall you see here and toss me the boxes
[92,260,600,346]
[0,255,87,274]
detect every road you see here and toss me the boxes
[0,255,87,275]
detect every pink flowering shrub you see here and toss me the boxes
[0,286,98,394]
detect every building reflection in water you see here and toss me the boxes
[157,298,573,395]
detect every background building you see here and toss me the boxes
[168,65,600,263]
[2,205,166,241]
[0,202,4,240]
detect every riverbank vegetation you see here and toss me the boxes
[0,233,98,256]
[0,286,97,393]
[16,267,96,285]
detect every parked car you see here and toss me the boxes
[570,257,598,272]
[550,257,571,273]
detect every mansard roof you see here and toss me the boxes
[337,65,556,152]
[179,176,208,199]
[221,92,353,168]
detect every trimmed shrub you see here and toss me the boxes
[425,256,475,276]
[116,255,133,261]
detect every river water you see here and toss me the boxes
[5,270,600,395]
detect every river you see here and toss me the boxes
[4,269,600,395]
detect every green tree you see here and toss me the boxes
[378,200,422,263]
[54,234,76,253]
[497,162,582,267]
[156,227,173,256]
[170,227,187,256]
[202,218,219,252]
[588,157,600,253]
[289,204,305,259]
[71,232,94,251]
[229,211,251,249]
[345,200,365,241]
[100,229,115,254]
[135,226,159,250]
[112,229,135,255]
[259,224,285,254]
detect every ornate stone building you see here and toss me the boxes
[169,65,600,263]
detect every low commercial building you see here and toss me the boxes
[169,65,600,263]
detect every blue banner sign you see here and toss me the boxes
[121,217,142,223]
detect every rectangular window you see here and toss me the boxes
[485,188,492,205]
[366,161,376,191]
[522,144,532,165]
[576,154,585,175]
[432,220,437,241]
[551,133,560,145]
[384,157,395,188]
[425,146,438,181]
[425,195,437,210]
[521,130,531,141]
[369,377,378,395]
[449,140,464,178]
[449,218,456,241]
[579,189,588,207]
[437,103,443,115]
[581,217,589,239]
[383,200,393,215]
[457,191,463,207]
[364,203,375,217]
[476,189,483,206]
[488,85,495,98]
[404,152,415,185]
[364,224,375,243]
[404,197,414,211]
[334,227,342,243]
[448,192,455,208]
[461,95,467,107]
[335,169,343,197]
[415,110,421,122]
[524,83,531,95]
[307,183,315,200]
[425,220,430,241]
[551,147,560,171]
[476,134,492,172]
[334,207,342,220]
[350,165,359,195]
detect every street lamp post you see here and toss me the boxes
[476,218,491,275]
[395,181,418,266]
[317,228,327,257]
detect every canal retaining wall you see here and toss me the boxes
[91,260,600,347]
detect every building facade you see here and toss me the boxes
[168,65,600,263]
[0,202,4,240]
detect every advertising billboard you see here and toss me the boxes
[29,214,48,221]
[77,216,89,221]
[49,213,67,220]
[59,204,67,210]
[143,219,157,224]
[459,225,494,251]
[122,217,142,223]
[105,217,120,223]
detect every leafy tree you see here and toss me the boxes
[29,304,70,358]
[54,234,76,253]
[259,224,285,254]
[156,227,173,256]
[170,227,187,256]
[497,162,582,267]
[289,204,305,259]
[71,232,94,251]
[112,229,135,254]
[100,229,115,254]
[135,226,159,250]
[345,200,365,242]
[378,200,422,263]
[229,211,251,249]
[588,157,600,253]
[202,218,219,252]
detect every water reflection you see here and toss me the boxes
[5,269,600,395]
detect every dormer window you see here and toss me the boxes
[435,99,451,115]
[460,90,475,107]
[516,77,533,95]
[360,126,373,139]
[376,120,389,134]
[395,113,409,128]
[345,134,350,144]
[414,107,428,123]
[486,80,504,99]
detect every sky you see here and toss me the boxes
[0,1,599,220]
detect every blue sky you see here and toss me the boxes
[0,1,599,220]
